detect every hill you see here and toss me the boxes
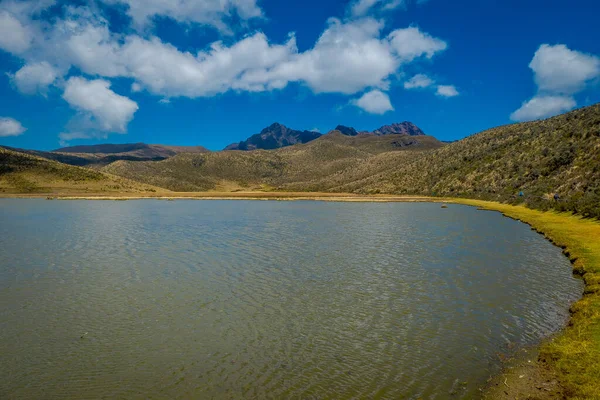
[54,142,208,157]
[0,147,163,195]
[104,131,443,191]
[344,104,600,218]
[1,143,208,168]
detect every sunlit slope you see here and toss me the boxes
[349,104,600,218]
[103,132,443,191]
[0,147,162,194]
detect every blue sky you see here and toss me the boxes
[0,0,599,151]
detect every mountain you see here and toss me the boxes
[334,122,425,137]
[334,125,360,136]
[372,122,425,136]
[224,123,322,150]
[103,132,443,191]
[4,105,599,218]
[226,121,428,151]
[343,104,600,218]
[0,147,162,194]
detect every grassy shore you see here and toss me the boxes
[449,199,600,399]
[0,192,597,397]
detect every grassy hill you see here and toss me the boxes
[103,104,600,217]
[102,132,443,191]
[0,147,163,195]
[349,104,600,218]
[2,104,599,218]
[1,143,208,168]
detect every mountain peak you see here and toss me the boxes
[225,123,321,151]
[334,125,359,136]
[372,122,425,136]
[334,122,426,137]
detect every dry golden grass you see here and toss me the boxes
[0,147,163,194]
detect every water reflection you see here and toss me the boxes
[0,200,582,399]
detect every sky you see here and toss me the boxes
[0,0,599,151]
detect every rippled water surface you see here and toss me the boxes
[0,200,582,399]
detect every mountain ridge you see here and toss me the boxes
[225,121,427,151]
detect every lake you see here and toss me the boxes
[0,200,582,399]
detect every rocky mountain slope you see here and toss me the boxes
[224,123,321,150]
[225,121,427,150]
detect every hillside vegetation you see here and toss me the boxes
[350,104,600,218]
[103,133,443,191]
[0,147,162,194]
[2,104,599,218]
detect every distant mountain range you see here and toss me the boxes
[1,104,599,218]
[54,143,208,157]
[0,143,208,168]
[225,121,426,150]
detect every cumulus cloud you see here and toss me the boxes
[404,73,434,89]
[351,90,394,114]
[0,1,454,141]
[17,12,447,98]
[0,11,33,54]
[62,77,139,133]
[0,117,27,137]
[511,44,599,121]
[436,84,459,97]
[530,44,600,95]
[11,61,59,95]
[102,0,263,31]
[388,26,447,63]
[510,95,576,122]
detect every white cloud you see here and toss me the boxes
[351,90,394,114]
[11,61,59,95]
[511,44,599,121]
[0,0,56,16]
[436,84,459,97]
[404,73,434,89]
[0,117,27,137]
[62,77,139,133]
[349,0,404,17]
[266,18,397,94]
[0,11,33,54]
[510,95,576,122]
[122,32,297,97]
[530,44,600,95]
[388,26,447,63]
[0,2,453,130]
[102,0,263,31]
[58,131,95,145]
[131,82,142,92]
[30,14,446,97]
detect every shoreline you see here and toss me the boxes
[0,191,441,202]
[1,192,598,398]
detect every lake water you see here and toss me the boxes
[0,200,582,399]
